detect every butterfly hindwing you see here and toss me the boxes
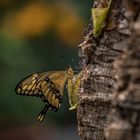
[40,78,62,111]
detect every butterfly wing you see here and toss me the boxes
[15,71,67,112]
[40,71,67,111]
[16,73,43,96]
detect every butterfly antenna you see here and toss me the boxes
[72,59,75,66]
[59,56,67,67]
[72,59,81,72]
[37,104,49,122]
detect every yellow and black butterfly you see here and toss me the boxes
[15,66,81,122]
[67,71,82,110]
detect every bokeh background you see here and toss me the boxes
[0,0,91,140]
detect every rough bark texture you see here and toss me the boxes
[105,1,140,140]
[77,0,131,139]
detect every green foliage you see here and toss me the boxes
[92,0,112,37]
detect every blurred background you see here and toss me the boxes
[0,0,91,140]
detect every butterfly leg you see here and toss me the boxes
[69,104,77,111]
[37,104,49,122]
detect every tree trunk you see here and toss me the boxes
[105,1,140,140]
[77,0,131,139]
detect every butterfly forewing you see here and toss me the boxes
[16,73,42,96]
[15,71,67,111]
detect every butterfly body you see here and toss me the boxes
[15,67,75,121]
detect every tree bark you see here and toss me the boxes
[77,0,131,139]
[105,1,140,140]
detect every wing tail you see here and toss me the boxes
[37,104,49,122]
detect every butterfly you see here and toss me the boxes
[67,71,82,110]
[15,66,81,122]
